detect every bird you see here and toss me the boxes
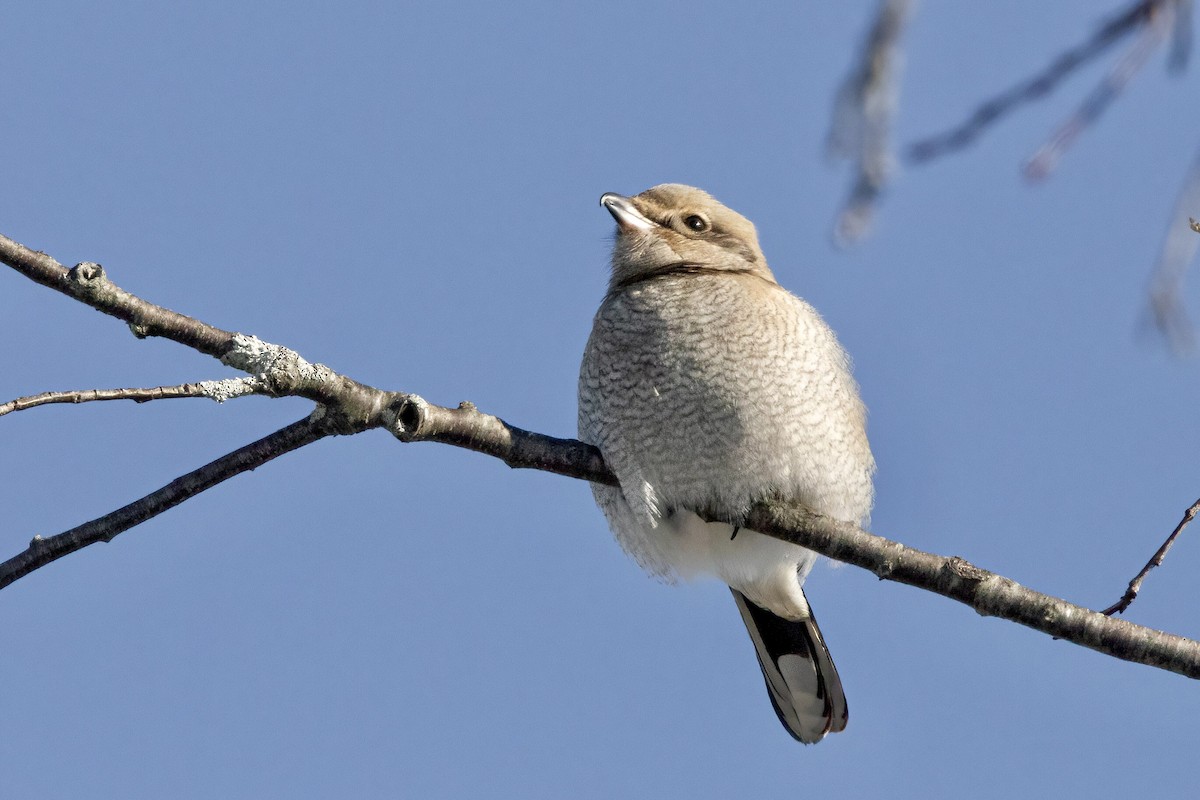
[578,184,875,743]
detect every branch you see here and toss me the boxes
[4,231,1200,681]
[1146,147,1200,354]
[826,0,916,245]
[1102,498,1200,616]
[734,503,1200,678]
[0,234,235,358]
[0,378,263,417]
[1023,8,1174,181]
[908,0,1175,163]
[386,396,616,486]
[0,417,329,590]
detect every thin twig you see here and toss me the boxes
[1102,498,1200,615]
[0,417,329,590]
[908,0,1170,163]
[0,379,262,417]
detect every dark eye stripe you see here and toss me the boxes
[710,231,759,264]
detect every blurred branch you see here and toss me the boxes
[908,0,1183,165]
[1102,498,1200,615]
[4,232,1200,680]
[1147,146,1200,354]
[1024,7,1175,181]
[0,418,328,589]
[827,0,917,245]
[1169,0,1194,69]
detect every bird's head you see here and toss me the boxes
[600,184,774,290]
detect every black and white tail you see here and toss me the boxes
[731,589,848,744]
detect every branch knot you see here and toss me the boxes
[943,556,990,582]
[68,261,105,283]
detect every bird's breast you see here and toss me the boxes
[579,274,874,525]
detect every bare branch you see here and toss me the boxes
[1146,147,1200,354]
[827,0,916,245]
[1024,9,1173,181]
[0,378,263,417]
[736,503,1200,678]
[0,234,236,358]
[908,0,1174,163]
[0,417,329,590]
[1102,498,1200,616]
[4,230,1200,681]
[0,233,394,424]
[386,395,616,486]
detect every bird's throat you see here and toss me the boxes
[609,262,771,295]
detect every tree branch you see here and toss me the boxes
[1023,7,1173,181]
[0,234,236,358]
[4,230,1200,681]
[907,0,1175,163]
[0,417,329,590]
[827,0,916,245]
[0,378,264,417]
[1101,498,1200,616]
[1146,148,1200,354]
[734,503,1200,678]
[386,395,617,486]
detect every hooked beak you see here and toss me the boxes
[600,192,656,232]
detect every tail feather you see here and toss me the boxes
[731,589,848,744]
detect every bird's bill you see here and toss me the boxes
[600,192,656,232]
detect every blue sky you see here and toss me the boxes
[3,2,1199,797]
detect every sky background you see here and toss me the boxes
[4,2,1200,798]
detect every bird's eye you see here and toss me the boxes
[684,214,709,232]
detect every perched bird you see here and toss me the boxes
[578,184,875,743]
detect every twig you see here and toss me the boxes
[0,379,263,417]
[0,234,390,422]
[0,417,329,590]
[1024,9,1173,181]
[908,0,1171,163]
[1145,148,1200,354]
[827,0,916,245]
[1102,498,1200,615]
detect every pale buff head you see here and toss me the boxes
[600,184,775,289]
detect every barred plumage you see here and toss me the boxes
[579,184,874,743]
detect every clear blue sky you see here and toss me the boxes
[4,2,1199,797]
